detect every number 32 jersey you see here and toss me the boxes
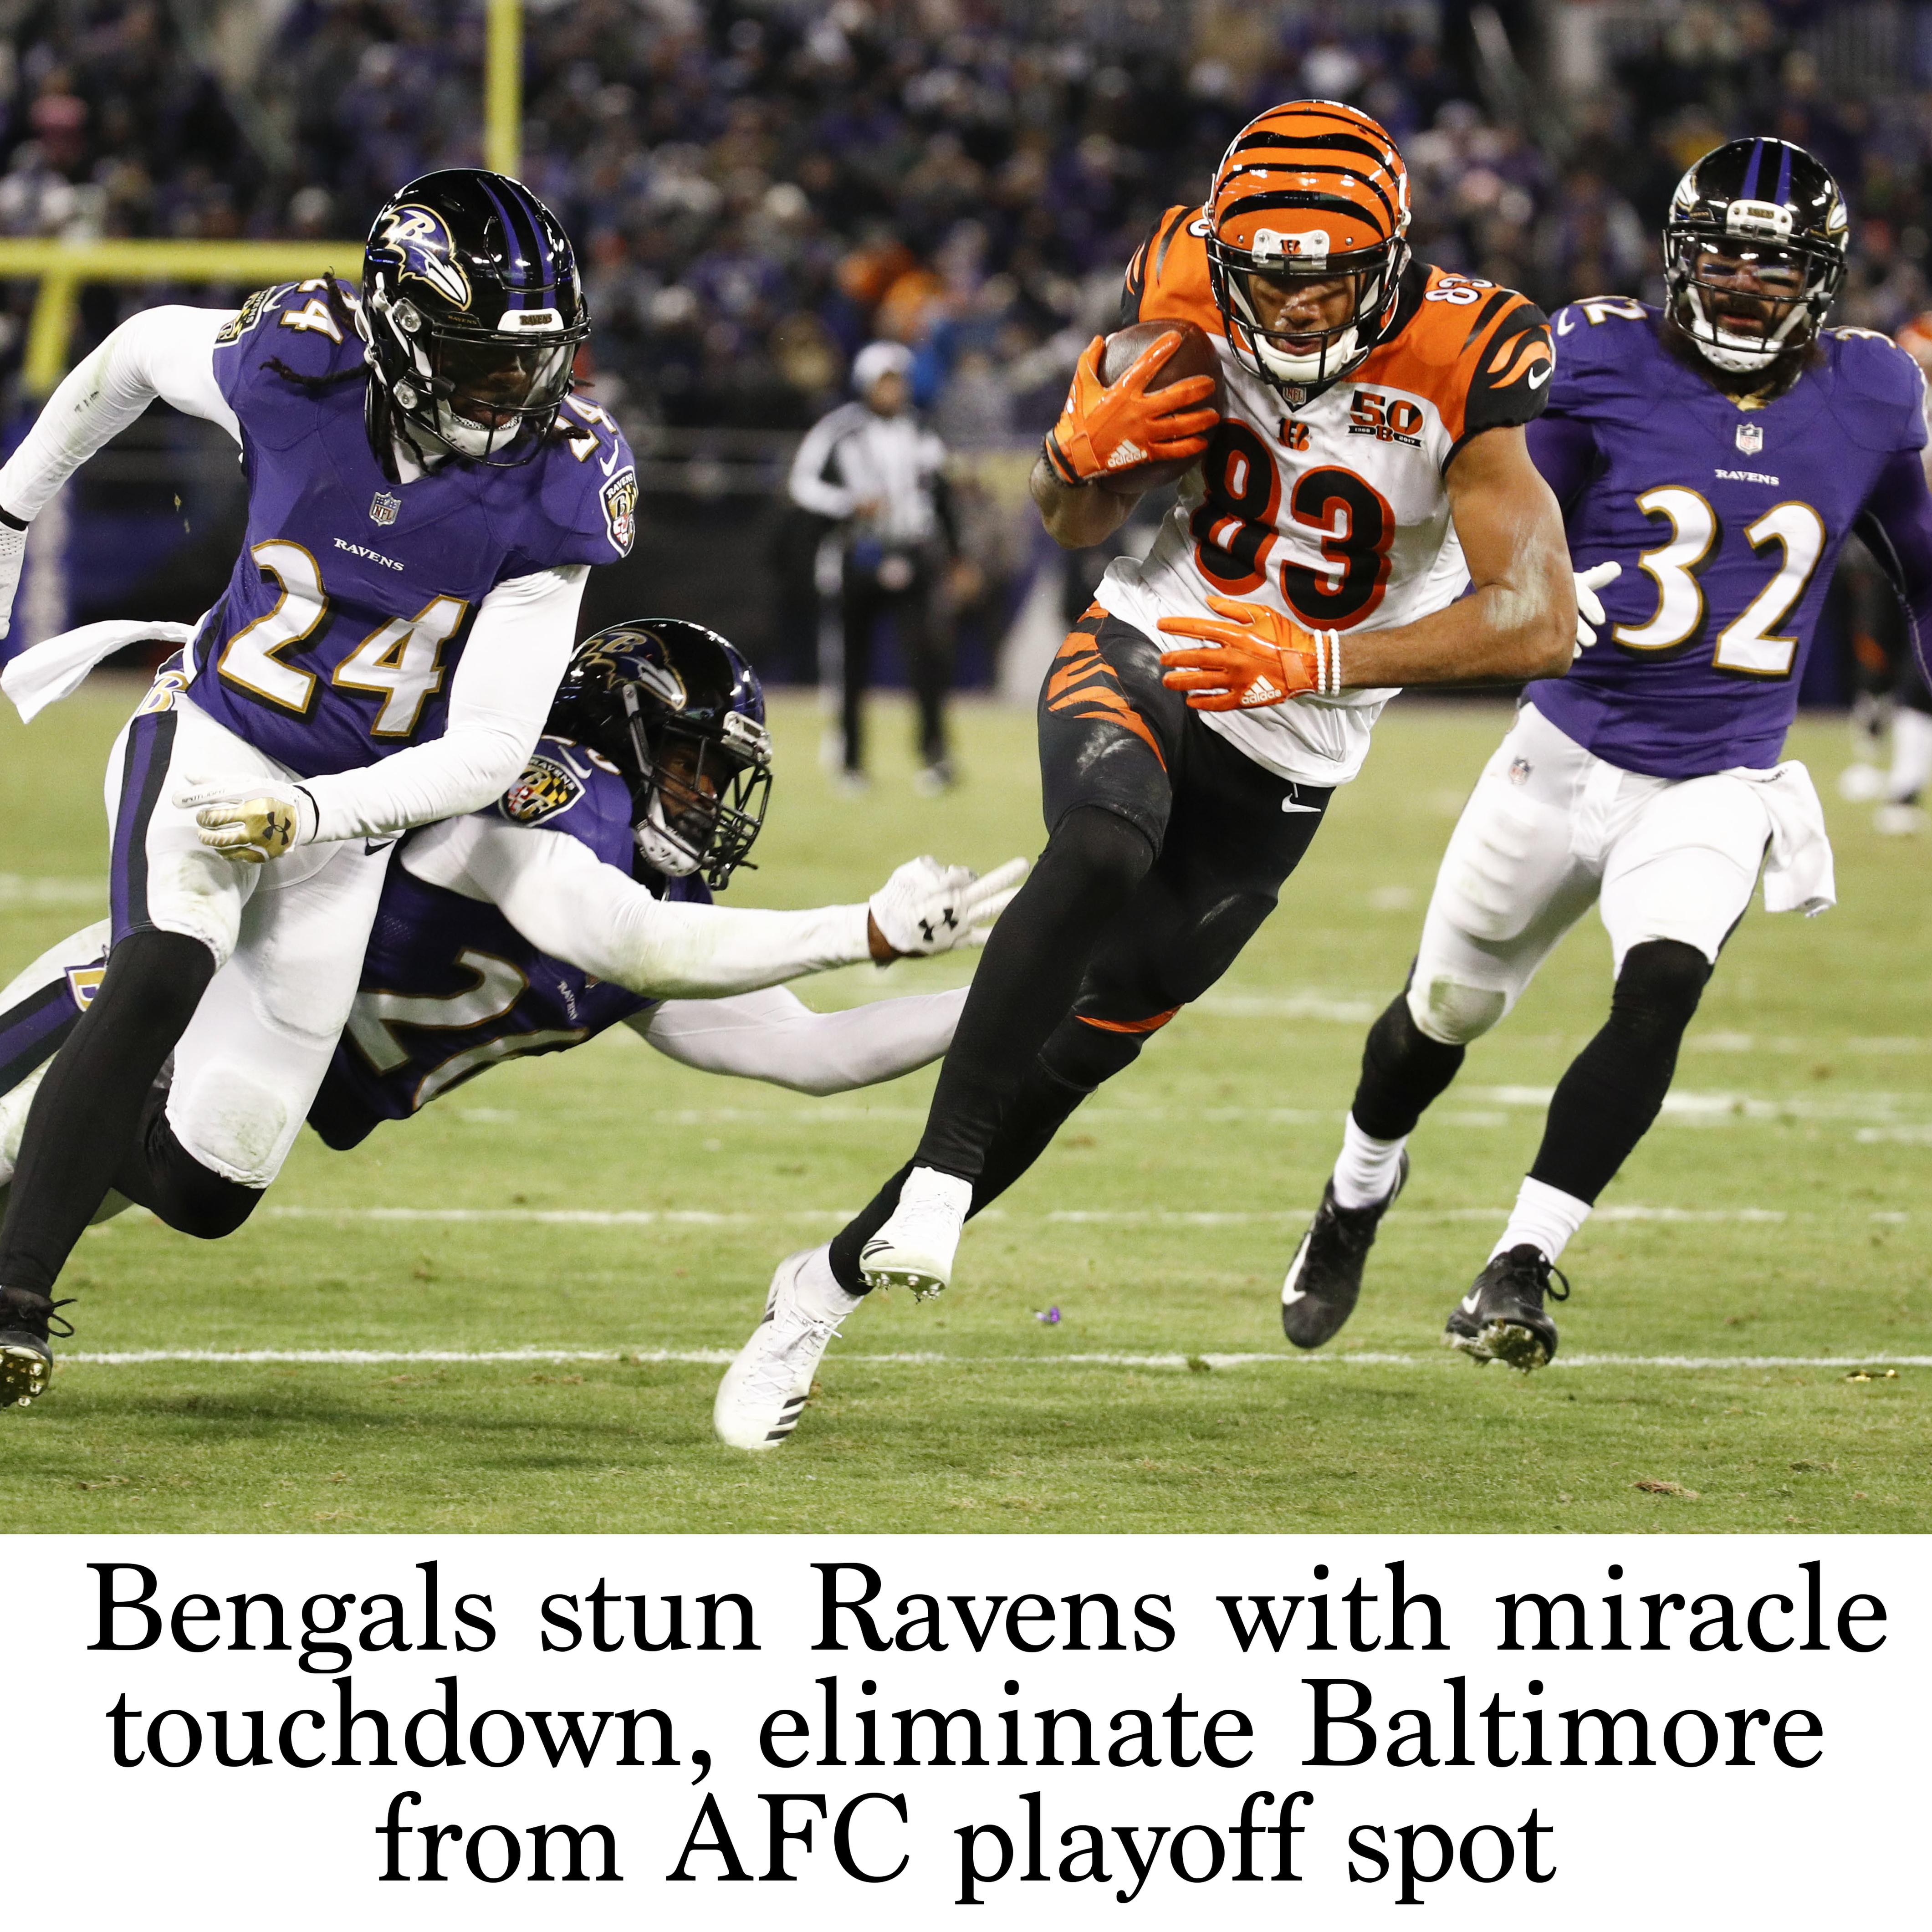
[1095,208,1554,787]
[1523,301,1930,778]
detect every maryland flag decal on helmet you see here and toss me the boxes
[1205,99,1412,393]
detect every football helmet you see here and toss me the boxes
[361,169,589,466]
[547,619,772,889]
[1204,99,1411,395]
[1664,138,1848,375]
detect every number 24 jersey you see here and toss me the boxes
[1094,208,1554,787]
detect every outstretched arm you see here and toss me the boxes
[631,985,965,1094]
[405,817,1022,1000]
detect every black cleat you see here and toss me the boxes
[1280,1155,1408,1349]
[1443,1245,1569,1371]
[0,1288,75,1409]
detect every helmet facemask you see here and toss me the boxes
[624,688,773,890]
[370,291,583,464]
[1210,230,1406,390]
[1666,225,1840,374]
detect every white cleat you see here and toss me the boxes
[1875,802,1927,836]
[713,1246,860,1452]
[859,1166,972,1299]
[1838,762,1888,802]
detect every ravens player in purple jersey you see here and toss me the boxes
[0,622,1022,1378]
[1280,137,1932,1369]
[0,170,639,1404]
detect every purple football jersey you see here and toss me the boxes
[184,279,636,777]
[308,736,707,1149]
[1523,302,1927,777]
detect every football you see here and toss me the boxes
[1096,316,1224,494]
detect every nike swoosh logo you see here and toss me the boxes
[1281,797,1322,814]
[1528,363,1551,389]
[1459,1289,1482,1315]
[599,447,621,476]
[1555,311,1576,335]
[364,838,397,856]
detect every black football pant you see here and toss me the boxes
[829,609,1330,1291]
[841,548,951,772]
[0,930,261,1293]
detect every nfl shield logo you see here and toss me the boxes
[1735,422,1764,456]
[1282,383,1308,408]
[369,491,401,526]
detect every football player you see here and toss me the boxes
[0,171,649,1403]
[1283,137,1932,1369]
[713,99,1577,1450]
[0,620,1019,1396]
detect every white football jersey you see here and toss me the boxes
[1094,213,1554,787]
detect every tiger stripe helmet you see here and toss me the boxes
[1204,99,1411,394]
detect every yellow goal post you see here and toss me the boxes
[0,240,368,399]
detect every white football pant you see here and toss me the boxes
[1408,702,1783,1046]
[103,686,391,1187]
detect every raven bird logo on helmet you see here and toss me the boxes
[1664,138,1848,375]
[360,169,589,469]
[1205,99,1411,396]
[547,620,773,890]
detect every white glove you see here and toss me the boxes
[869,855,1029,957]
[0,518,26,641]
[1573,560,1621,657]
[176,780,319,864]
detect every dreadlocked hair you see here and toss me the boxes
[262,276,367,395]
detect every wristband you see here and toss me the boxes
[1041,432,1089,490]
[1313,629,1343,698]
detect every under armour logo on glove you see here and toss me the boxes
[177,781,319,865]
[869,855,1030,960]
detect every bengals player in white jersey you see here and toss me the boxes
[713,100,1577,1450]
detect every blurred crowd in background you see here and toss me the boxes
[2,0,1930,695]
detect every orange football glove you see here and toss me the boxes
[1157,596,1343,712]
[1042,332,1219,486]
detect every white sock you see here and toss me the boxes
[1489,1176,1591,1265]
[897,1165,973,1219]
[1331,1112,1407,1210]
[794,1243,864,1319]
[1888,707,1932,803]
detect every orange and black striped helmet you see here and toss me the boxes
[1204,99,1411,393]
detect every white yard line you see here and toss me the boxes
[222,1202,1826,1228]
[57,1347,1932,1371]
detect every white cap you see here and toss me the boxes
[852,339,914,394]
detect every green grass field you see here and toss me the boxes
[2,680,1928,1533]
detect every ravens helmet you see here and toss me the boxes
[1205,99,1411,395]
[361,169,589,466]
[1664,138,1848,375]
[548,619,772,890]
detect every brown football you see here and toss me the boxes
[1094,317,1224,495]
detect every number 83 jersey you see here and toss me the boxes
[1094,211,1554,787]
